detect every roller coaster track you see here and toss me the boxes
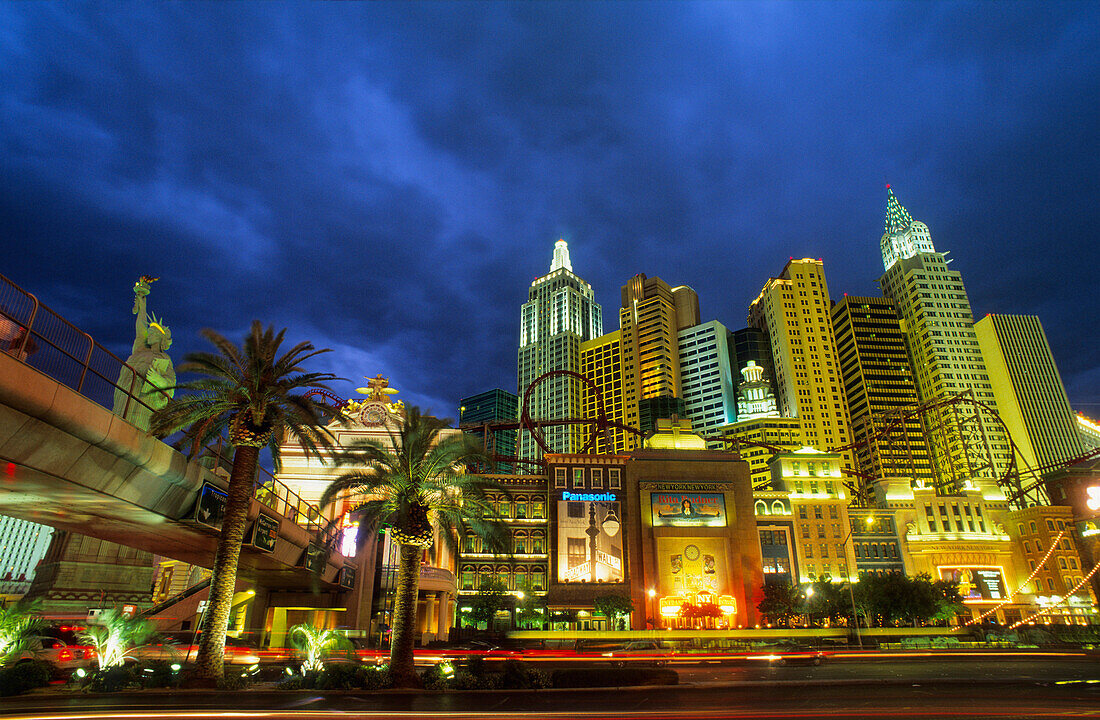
[468,374,1096,508]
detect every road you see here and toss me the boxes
[1,656,1097,720]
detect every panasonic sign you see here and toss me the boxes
[561,491,617,502]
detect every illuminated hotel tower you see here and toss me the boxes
[831,296,934,500]
[878,187,1010,493]
[748,258,857,477]
[580,330,631,454]
[517,239,602,462]
[974,314,1084,473]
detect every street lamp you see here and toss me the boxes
[843,515,878,649]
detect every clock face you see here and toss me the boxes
[360,403,388,426]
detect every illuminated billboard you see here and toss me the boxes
[651,492,727,527]
[938,566,1006,601]
[656,537,727,596]
[556,493,623,584]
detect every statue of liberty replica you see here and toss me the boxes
[112,276,175,431]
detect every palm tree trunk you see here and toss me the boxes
[388,543,423,687]
[193,444,258,684]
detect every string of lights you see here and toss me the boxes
[1008,557,1100,630]
[965,529,1066,626]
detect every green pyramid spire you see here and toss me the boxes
[884,185,913,235]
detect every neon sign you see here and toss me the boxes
[561,491,616,502]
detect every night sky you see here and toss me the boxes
[2,2,1098,421]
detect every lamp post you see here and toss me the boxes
[647,588,656,629]
[843,515,877,649]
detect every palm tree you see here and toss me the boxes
[79,609,156,670]
[320,406,509,687]
[151,322,339,685]
[0,599,44,667]
[289,623,353,673]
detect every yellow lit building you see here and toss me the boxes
[768,449,858,583]
[831,295,934,502]
[748,259,857,479]
[719,416,804,490]
[974,314,1085,474]
[580,330,633,454]
[619,274,699,439]
[878,188,1010,493]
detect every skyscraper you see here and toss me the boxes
[748,258,857,476]
[678,320,738,447]
[974,314,1084,474]
[878,187,1010,493]
[459,388,519,472]
[580,330,632,454]
[618,274,699,437]
[517,240,603,462]
[831,296,934,500]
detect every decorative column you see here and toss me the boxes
[436,592,450,639]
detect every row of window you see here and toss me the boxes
[459,566,547,592]
[553,466,622,490]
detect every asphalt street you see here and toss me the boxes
[2,657,1098,720]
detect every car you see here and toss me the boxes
[749,645,829,666]
[603,640,674,667]
[10,636,97,678]
[126,632,261,666]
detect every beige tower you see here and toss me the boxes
[580,330,635,454]
[618,275,699,440]
[747,258,857,478]
[974,314,1084,474]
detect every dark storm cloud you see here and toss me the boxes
[1,1,1097,418]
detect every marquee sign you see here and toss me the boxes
[651,492,727,527]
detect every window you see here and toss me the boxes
[817,525,826,538]
[814,506,823,520]
[1030,521,1037,533]
[1046,519,1056,531]
[567,502,585,519]
[572,468,584,488]
[755,500,768,515]
[532,500,545,519]
[1024,541,1031,553]
[829,506,838,519]
[772,500,786,515]
[805,545,814,558]
[516,500,527,519]
[801,525,810,538]
[1060,558,1068,569]
[532,532,545,554]
[591,468,603,489]
[799,506,808,520]
[609,468,621,489]
[554,468,567,489]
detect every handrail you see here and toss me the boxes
[0,272,341,554]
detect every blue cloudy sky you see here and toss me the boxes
[2,1,1098,419]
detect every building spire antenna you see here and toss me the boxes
[550,237,572,272]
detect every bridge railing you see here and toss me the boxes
[0,272,340,553]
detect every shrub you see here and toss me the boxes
[137,660,180,689]
[501,659,550,689]
[314,663,363,690]
[551,667,678,689]
[360,665,391,690]
[450,669,480,690]
[0,660,52,697]
[462,654,487,677]
[420,663,450,691]
[82,664,140,693]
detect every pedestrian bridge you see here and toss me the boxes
[0,279,350,591]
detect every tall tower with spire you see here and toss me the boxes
[877,187,1012,496]
[517,239,602,464]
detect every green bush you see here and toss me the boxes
[82,664,140,693]
[501,659,550,689]
[278,672,309,690]
[551,667,678,688]
[137,660,180,689]
[360,665,391,690]
[314,663,363,690]
[462,654,487,677]
[449,669,480,690]
[0,660,52,697]
[420,663,450,691]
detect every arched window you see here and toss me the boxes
[513,531,528,554]
[460,566,476,591]
[772,500,786,515]
[478,566,493,587]
[755,500,767,516]
[531,531,545,554]
[532,500,545,519]
[515,496,528,519]
[497,565,514,590]
[532,566,546,591]
[515,566,529,591]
